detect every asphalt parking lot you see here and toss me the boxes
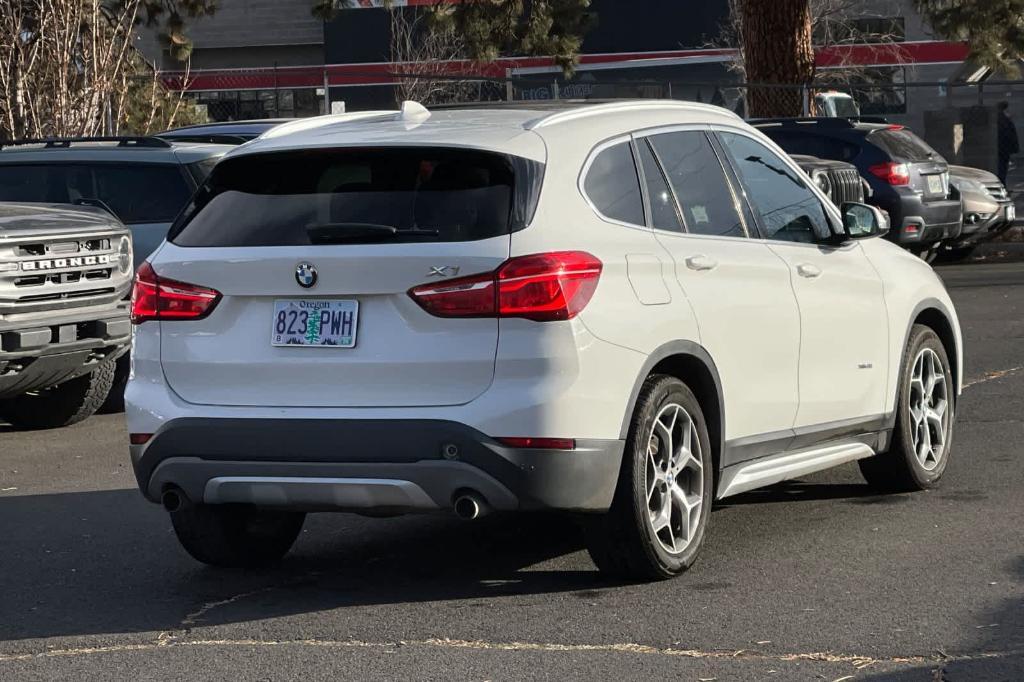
[1,261,1022,681]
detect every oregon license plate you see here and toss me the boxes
[926,174,944,195]
[271,300,358,347]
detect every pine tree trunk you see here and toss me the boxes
[741,0,815,117]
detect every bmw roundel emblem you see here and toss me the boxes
[295,262,318,289]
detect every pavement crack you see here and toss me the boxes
[2,636,1018,671]
[963,366,1023,389]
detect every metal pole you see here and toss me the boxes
[552,80,560,100]
[505,68,513,101]
[323,68,331,115]
[273,62,279,117]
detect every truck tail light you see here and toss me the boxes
[869,162,911,186]
[408,251,602,322]
[131,261,221,324]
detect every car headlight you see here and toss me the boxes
[118,236,132,274]
[952,177,985,193]
[811,170,832,198]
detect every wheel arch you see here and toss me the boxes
[619,341,725,482]
[907,299,961,405]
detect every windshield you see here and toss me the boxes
[170,147,543,247]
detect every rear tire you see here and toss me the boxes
[859,325,954,492]
[585,375,713,581]
[170,503,305,568]
[0,358,115,430]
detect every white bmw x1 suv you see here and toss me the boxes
[127,100,961,579]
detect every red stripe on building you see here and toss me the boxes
[163,41,970,92]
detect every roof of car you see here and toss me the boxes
[159,119,294,137]
[227,100,743,162]
[751,117,892,133]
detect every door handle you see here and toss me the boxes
[685,254,718,271]
[796,263,822,279]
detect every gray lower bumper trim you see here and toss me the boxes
[134,418,625,513]
[206,477,438,511]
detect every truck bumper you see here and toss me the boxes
[0,304,130,398]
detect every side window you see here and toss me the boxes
[636,140,683,232]
[91,165,192,224]
[583,141,645,225]
[646,131,746,238]
[718,132,831,244]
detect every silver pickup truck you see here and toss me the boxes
[0,203,132,429]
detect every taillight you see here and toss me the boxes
[131,261,221,324]
[408,251,602,322]
[869,162,911,186]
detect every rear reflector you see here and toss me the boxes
[409,251,602,322]
[131,261,221,324]
[496,437,576,450]
[129,433,153,445]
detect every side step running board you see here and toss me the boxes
[717,441,875,499]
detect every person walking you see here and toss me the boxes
[997,101,1019,186]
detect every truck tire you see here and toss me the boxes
[98,354,130,414]
[0,358,116,430]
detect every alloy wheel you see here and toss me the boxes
[645,403,704,554]
[908,347,950,471]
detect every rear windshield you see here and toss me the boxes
[868,128,940,162]
[0,163,191,224]
[170,147,543,246]
[761,131,861,163]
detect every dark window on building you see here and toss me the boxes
[647,131,746,238]
[584,141,645,225]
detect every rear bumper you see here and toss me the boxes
[875,192,961,245]
[131,418,624,513]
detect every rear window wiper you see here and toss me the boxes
[306,222,440,244]
[72,197,117,218]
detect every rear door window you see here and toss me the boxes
[583,141,645,226]
[868,128,941,162]
[647,131,747,238]
[172,148,539,246]
[0,163,191,224]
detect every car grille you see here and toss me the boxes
[826,167,865,205]
[0,232,127,315]
[984,182,1009,200]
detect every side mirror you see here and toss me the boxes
[840,202,890,239]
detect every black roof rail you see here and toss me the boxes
[0,136,172,150]
[750,116,890,127]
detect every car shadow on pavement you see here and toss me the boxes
[0,488,613,643]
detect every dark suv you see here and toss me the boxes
[753,119,962,256]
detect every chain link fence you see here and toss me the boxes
[161,67,1024,208]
